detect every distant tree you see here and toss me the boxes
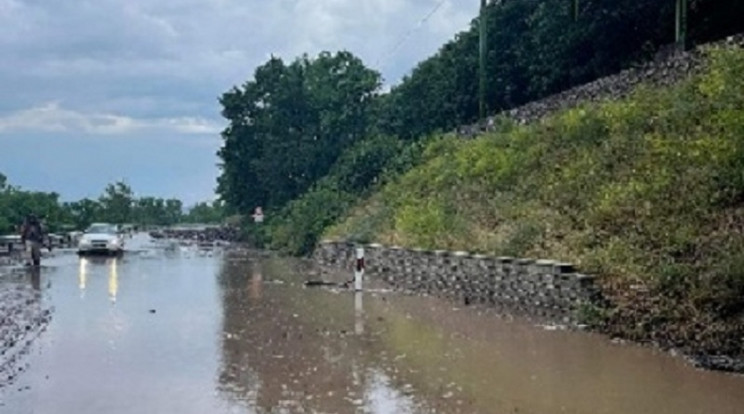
[98,182,134,224]
[64,198,102,230]
[0,177,197,233]
[164,199,183,225]
[134,196,162,226]
[0,185,64,233]
[184,201,225,224]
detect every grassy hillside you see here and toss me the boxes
[326,46,744,362]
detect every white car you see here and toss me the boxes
[77,223,125,255]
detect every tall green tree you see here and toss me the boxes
[217,51,381,213]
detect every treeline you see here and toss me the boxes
[379,0,744,140]
[0,174,224,234]
[216,0,744,254]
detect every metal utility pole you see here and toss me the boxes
[572,0,579,21]
[675,0,688,49]
[479,0,487,120]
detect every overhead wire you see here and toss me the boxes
[374,0,450,70]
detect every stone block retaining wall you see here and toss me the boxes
[313,241,602,324]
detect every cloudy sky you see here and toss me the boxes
[0,0,478,206]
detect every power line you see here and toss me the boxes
[374,0,449,69]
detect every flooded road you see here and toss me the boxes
[1,234,743,413]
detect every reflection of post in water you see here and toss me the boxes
[79,258,88,293]
[355,291,364,335]
[108,258,118,303]
[217,258,369,413]
[250,263,263,301]
[30,266,41,291]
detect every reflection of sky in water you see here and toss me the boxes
[363,369,421,414]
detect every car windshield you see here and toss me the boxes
[86,224,116,234]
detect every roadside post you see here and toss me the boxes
[252,206,265,248]
[252,206,264,224]
[354,246,365,292]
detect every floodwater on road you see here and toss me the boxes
[1,234,743,414]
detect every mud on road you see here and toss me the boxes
[0,269,52,390]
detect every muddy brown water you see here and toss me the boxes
[1,234,743,414]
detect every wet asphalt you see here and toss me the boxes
[1,233,743,414]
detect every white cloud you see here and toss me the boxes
[0,102,222,135]
[0,1,478,110]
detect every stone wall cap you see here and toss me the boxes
[535,259,556,266]
[367,243,384,248]
[434,250,450,256]
[576,273,596,280]
[516,258,535,265]
[496,256,514,262]
[453,251,471,257]
[472,254,490,259]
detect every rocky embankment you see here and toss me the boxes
[596,280,744,373]
[458,34,744,137]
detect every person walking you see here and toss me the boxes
[20,214,45,267]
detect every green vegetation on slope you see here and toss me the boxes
[262,134,433,255]
[328,47,744,357]
[217,1,744,255]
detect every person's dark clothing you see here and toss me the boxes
[21,217,44,243]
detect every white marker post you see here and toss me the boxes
[354,247,365,292]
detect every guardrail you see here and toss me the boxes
[0,233,79,256]
[0,235,22,256]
